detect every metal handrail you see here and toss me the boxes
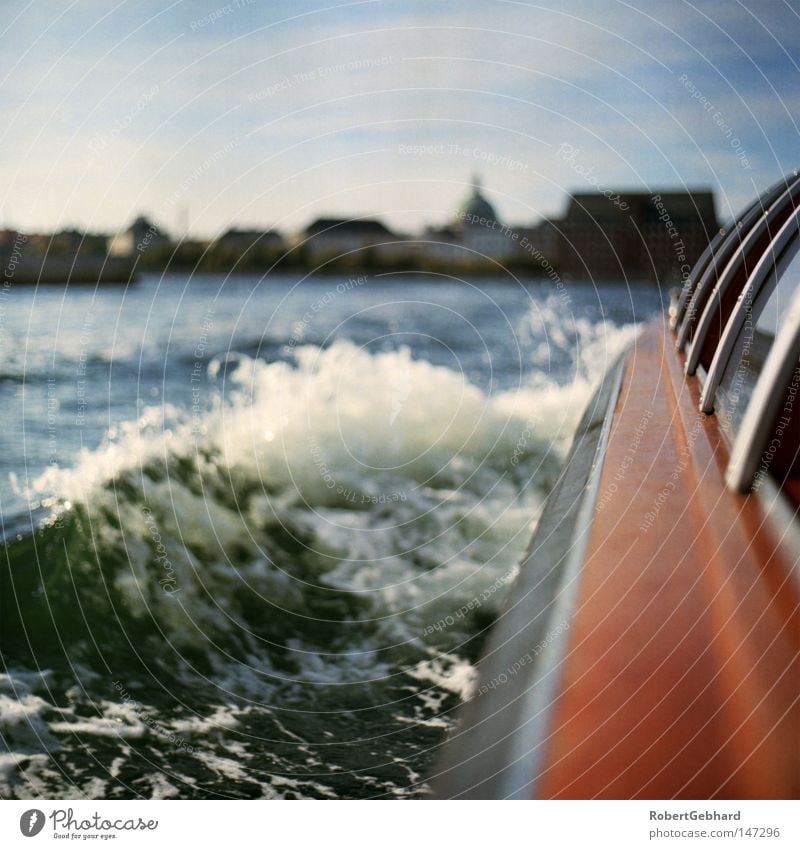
[701,207,800,413]
[671,227,726,330]
[726,250,800,492]
[676,175,796,352]
[686,175,800,378]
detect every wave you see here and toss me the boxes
[0,319,638,797]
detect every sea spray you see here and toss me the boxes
[1,284,650,799]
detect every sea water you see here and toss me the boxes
[0,273,661,798]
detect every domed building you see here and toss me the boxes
[458,176,500,226]
[456,176,518,260]
[421,176,526,265]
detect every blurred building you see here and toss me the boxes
[557,191,719,283]
[297,217,396,263]
[214,228,284,254]
[422,177,524,264]
[108,215,169,257]
[0,229,20,253]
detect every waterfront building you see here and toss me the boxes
[108,215,169,257]
[557,191,719,282]
[296,217,396,263]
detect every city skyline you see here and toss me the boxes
[2,0,799,239]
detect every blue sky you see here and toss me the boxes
[2,0,799,237]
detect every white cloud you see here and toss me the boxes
[1,0,798,234]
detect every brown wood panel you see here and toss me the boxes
[537,318,800,799]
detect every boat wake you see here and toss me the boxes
[1,319,638,798]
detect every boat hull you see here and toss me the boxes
[434,318,800,799]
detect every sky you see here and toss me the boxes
[2,0,800,238]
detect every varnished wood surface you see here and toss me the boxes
[537,319,800,799]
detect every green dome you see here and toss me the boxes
[458,177,499,224]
